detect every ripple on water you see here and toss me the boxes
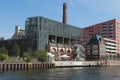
[0,67,120,80]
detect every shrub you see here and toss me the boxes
[0,54,7,61]
[23,52,32,62]
[37,50,48,62]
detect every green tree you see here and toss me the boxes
[0,54,7,61]
[23,51,32,62]
[37,50,48,62]
[0,46,6,54]
[11,43,20,57]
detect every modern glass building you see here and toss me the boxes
[25,16,83,51]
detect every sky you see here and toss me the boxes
[1,0,120,39]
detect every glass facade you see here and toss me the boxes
[25,16,82,50]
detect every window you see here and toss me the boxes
[29,18,33,23]
[109,31,113,33]
[102,23,106,27]
[93,50,98,55]
[39,25,41,30]
[102,23,106,31]
[34,17,38,24]
[109,28,113,30]
[87,45,90,49]
[109,35,113,39]
[87,50,90,55]
[92,45,98,49]
[117,22,120,26]
[109,23,113,27]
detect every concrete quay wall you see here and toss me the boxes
[53,60,120,67]
[0,62,55,71]
[53,61,106,67]
[0,60,119,71]
[108,60,120,66]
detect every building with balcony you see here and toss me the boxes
[104,38,116,54]
[83,19,120,54]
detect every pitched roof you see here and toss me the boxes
[87,34,104,44]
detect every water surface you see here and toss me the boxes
[0,67,120,80]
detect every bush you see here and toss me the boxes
[26,56,32,62]
[23,52,32,62]
[37,50,48,62]
[0,54,7,61]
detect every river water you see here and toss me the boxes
[0,67,120,80]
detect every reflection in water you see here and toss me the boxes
[0,67,120,80]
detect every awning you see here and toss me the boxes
[47,53,55,57]
[60,54,69,58]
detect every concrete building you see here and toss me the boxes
[11,26,25,39]
[83,19,120,54]
[25,16,83,59]
[25,16,82,50]
[104,38,116,54]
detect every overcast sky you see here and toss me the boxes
[0,0,120,39]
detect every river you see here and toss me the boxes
[0,66,120,80]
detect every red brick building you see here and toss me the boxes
[86,35,106,60]
[83,19,120,54]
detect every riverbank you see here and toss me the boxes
[52,60,120,67]
[108,60,120,66]
[0,62,55,71]
[52,61,106,67]
[0,60,120,71]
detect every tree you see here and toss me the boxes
[0,46,6,54]
[37,50,48,62]
[11,43,20,57]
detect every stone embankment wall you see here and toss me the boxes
[108,60,120,66]
[53,61,106,67]
[53,60,120,67]
[0,60,119,71]
[0,62,55,71]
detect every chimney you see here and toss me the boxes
[15,26,20,35]
[63,3,67,24]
